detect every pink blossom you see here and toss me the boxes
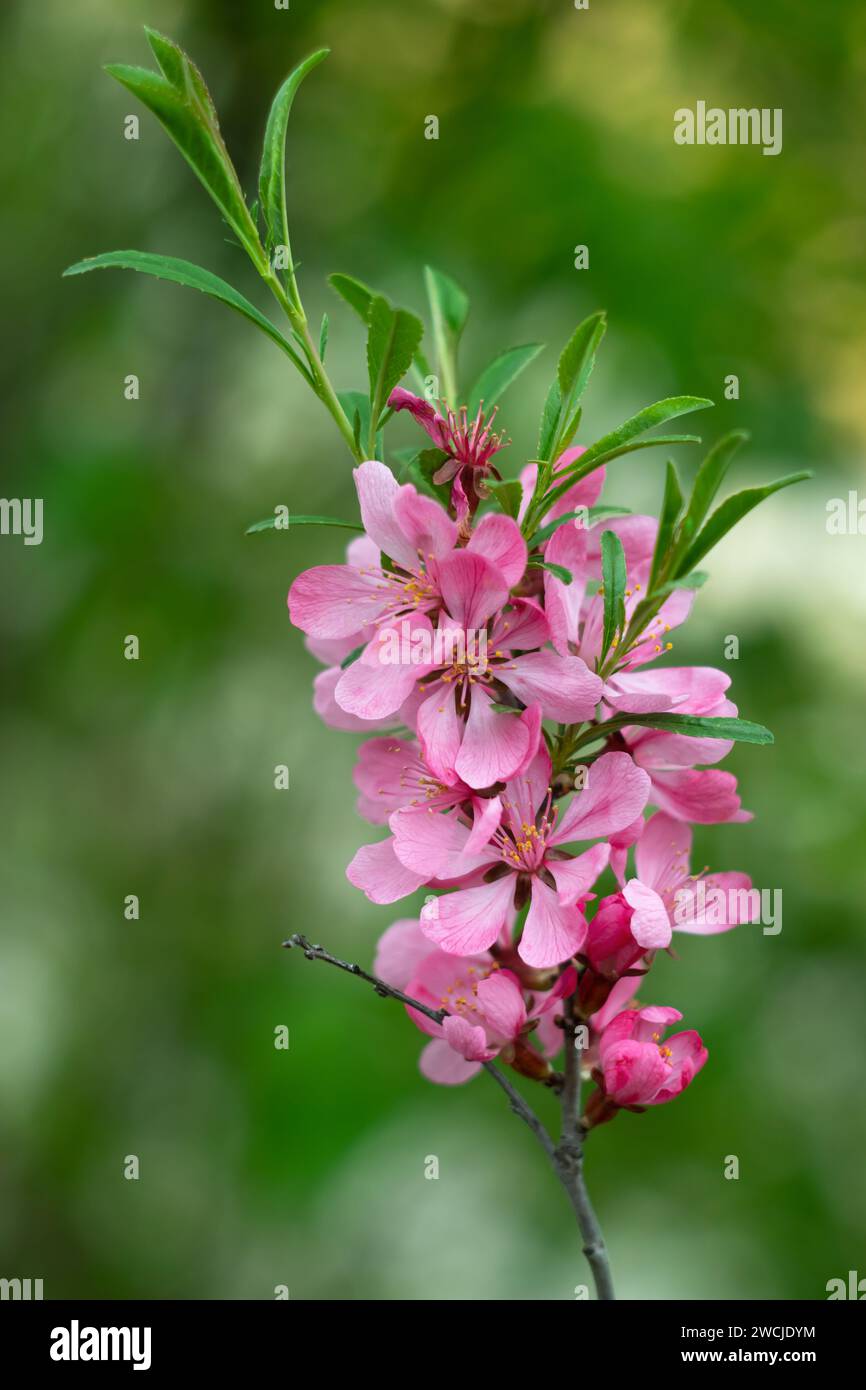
[391,748,650,968]
[620,811,758,950]
[376,919,576,1085]
[588,1004,707,1117]
[288,459,526,643]
[335,596,601,789]
[346,723,539,902]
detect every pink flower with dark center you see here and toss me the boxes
[587,1004,707,1117]
[335,589,601,789]
[388,747,649,968]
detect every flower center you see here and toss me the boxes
[494,791,557,873]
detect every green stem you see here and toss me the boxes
[264,271,363,463]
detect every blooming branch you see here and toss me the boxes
[67,29,813,1302]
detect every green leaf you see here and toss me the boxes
[318,312,329,361]
[537,378,562,462]
[676,430,749,557]
[62,251,313,381]
[246,513,364,535]
[542,431,706,514]
[606,713,774,745]
[258,48,329,255]
[599,529,627,663]
[424,265,469,403]
[649,460,684,590]
[405,449,453,507]
[467,343,544,416]
[675,471,812,576]
[366,296,424,443]
[557,311,606,416]
[528,506,631,549]
[328,271,375,322]
[527,557,573,584]
[568,397,713,475]
[485,479,523,520]
[106,30,263,269]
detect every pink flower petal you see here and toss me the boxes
[417,687,464,784]
[373,918,435,990]
[419,1036,484,1084]
[622,878,673,949]
[454,688,532,789]
[346,836,428,904]
[519,878,588,968]
[288,564,392,639]
[552,752,650,845]
[467,512,527,588]
[437,550,510,629]
[313,668,399,732]
[420,875,516,955]
[390,808,493,880]
[499,649,602,723]
[393,484,457,559]
[547,842,611,906]
[475,970,527,1042]
[353,459,418,570]
[649,768,747,824]
[634,812,692,893]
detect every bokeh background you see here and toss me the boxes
[2,0,865,1300]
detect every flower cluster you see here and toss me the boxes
[288,393,761,1126]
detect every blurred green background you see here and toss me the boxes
[2,0,865,1300]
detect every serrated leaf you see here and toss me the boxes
[424,265,469,403]
[675,471,812,576]
[467,343,544,416]
[328,271,375,322]
[258,48,329,255]
[246,513,364,535]
[62,251,313,381]
[106,30,263,269]
[485,479,523,520]
[366,296,424,444]
[600,529,627,664]
[527,557,573,583]
[649,460,685,590]
[528,506,631,549]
